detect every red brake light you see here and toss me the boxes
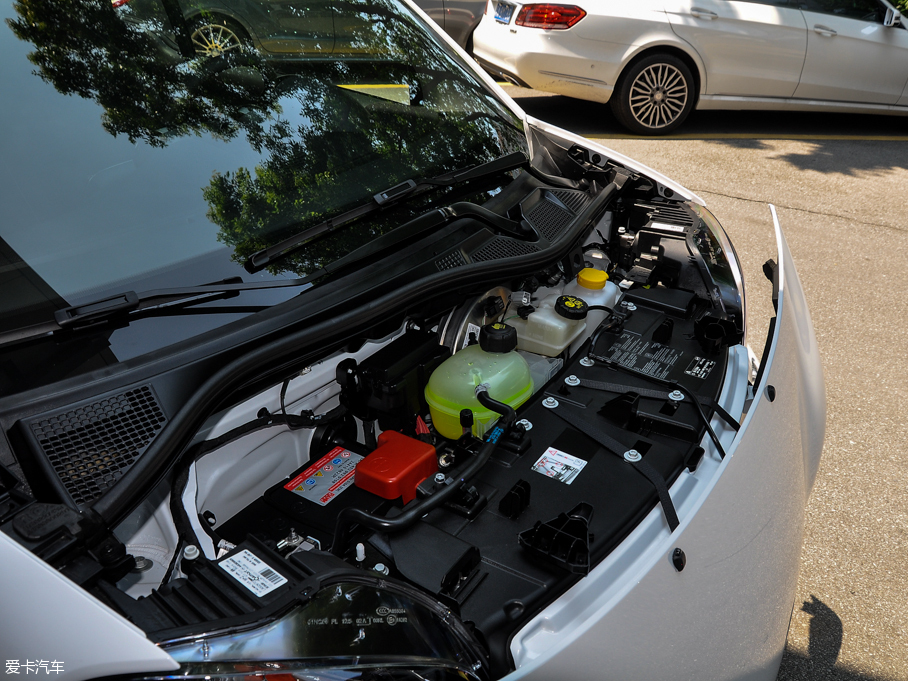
[515,4,586,29]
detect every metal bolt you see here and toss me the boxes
[564,375,580,387]
[579,357,595,367]
[623,449,642,463]
[132,556,153,573]
[625,303,637,312]
[668,390,685,402]
[542,397,559,409]
[373,563,390,575]
[434,473,446,484]
[516,418,533,431]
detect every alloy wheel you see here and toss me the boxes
[628,63,689,130]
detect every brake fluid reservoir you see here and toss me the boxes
[509,295,589,357]
[425,323,533,440]
[563,268,620,354]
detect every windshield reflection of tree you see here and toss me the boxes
[204,0,526,278]
[7,0,281,147]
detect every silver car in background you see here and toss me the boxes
[474,0,908,133]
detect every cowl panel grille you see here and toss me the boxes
[28,386,166,505]
[527,199,574,242]
[470,238,540,262]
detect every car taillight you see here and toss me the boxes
[515,4,586,29]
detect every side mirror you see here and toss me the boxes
[884,7,902,27]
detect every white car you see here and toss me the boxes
[1,0,824,679]
[474,0,908,133]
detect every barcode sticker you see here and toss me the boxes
[219,549,288,597]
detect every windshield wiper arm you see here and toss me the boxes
[243,151,531,273]
[0,277,315,348]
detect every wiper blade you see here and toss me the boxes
[0,277,314,348]
[243,150,530,273]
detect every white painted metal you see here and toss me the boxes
[505,207,825,681]
[794,11,908,104]
[663,0,808,97]
[698,94,908,114]
[0,531,179,681]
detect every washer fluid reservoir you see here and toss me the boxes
[509,294,589,357]
[425,323,533,440]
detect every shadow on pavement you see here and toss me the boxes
[507,88,908,143]
[703,137,908,176]
[777,596,881,681]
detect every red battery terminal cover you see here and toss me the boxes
[354,430,438,504]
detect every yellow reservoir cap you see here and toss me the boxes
[577,267,608,290]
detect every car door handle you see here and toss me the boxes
[690,7,718,19]
[813,24,837,36]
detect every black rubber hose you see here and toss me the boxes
[329,389,516,556]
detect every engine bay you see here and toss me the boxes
[0,141,752,679]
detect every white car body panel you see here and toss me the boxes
[0,530,180,681]
[663,0,807,97]
[506,206,825,681]
[795,12,908,104]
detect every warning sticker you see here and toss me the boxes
[685,357,716,380]
[284,446,363,506]
[531,447,587,485]
[463,322,482,349]
[219,549,288,597]
[605,332,684,380]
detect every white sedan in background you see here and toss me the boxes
[473,0,908,133]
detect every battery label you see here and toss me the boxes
[531,447,587,485]
[605,332,684,380]
[219,549,288,597]
[284,446,363,506]
[685,357,716,380]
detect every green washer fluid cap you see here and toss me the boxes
[555,295,588,320]
[479,322,518,353]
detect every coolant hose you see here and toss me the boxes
[329,389,516,555]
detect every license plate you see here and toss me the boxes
[494,2,514,24]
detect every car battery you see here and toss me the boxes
[262,440,387,543]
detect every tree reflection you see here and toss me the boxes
[203,0,527,277]
[7,0,281,147]
[7,0,527,278]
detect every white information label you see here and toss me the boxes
[650,221,686,234]
[531,447,587,485]
[219,549,288,597]
[463,322,482,348]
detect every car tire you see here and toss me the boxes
[188,15,250,58]
[611,54,695,135]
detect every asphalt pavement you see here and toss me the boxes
[507,86,908,681]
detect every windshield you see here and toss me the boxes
[0,0,527,390]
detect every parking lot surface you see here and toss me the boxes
[509,87,908,681]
